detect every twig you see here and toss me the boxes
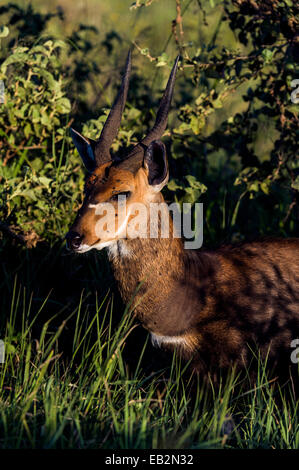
[175,0,184,41]
[282,200,296,226]
[172,0,190,59]
[133,41,157,62]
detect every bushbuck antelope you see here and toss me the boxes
[66,51,299,378]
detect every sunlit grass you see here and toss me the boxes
[0,281,298,449]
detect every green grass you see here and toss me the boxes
[0,277,298,449]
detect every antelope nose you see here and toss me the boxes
[66,231,83,251]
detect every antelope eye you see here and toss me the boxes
[84,175,97,194]
[110,191,131,202]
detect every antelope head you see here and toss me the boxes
[66,52,179,253]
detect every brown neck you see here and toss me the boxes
[107,203,191,335]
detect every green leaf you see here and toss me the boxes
[262,49,274,64]
[31,107,40,123]
[38,177,53,188]
[24,123,32,139]
[5,342,16,354]
[14,103,29,119]
[41,113,51,126]
[44,40,53,49]
[32,67,58,92]
[183,187,200,203]
[1,52,29,74]
[156,53,168,67]
[167,179,183,191]
[249,181,259,192]
[56,97,71,114]
[213,97,223,109]
[173,122,191,135]
[190,115,205,135]
[52,39,67,50]
[31,45,48,55]
[260,181,271,195]
[0,26,9,38]
[17,189,38,201]
[291,176,299,191]
[185,175,207,193]
[127,107,141,120]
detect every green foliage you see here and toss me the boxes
[0,40,70,143]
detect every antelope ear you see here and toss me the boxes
[143,140,169,192]
[70,128,97,172]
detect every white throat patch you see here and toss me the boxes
[151,333,188,348]
[107,240,131,260]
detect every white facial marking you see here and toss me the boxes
[119,242,131,257]
[75,243,92,253]
[75,239,131,258]
[75,240,116,254]
[151,333,188,348]
[89,201,132,241]
[108,240,131,260]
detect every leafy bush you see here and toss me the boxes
[0,38,75,241]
